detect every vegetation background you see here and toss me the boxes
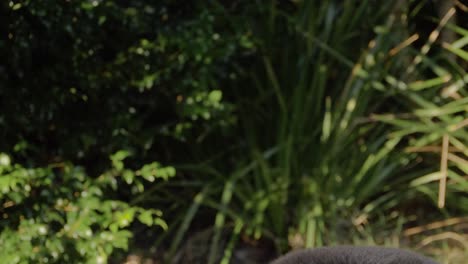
[0,0,467,263]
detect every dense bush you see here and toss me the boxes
[1,0,252,262]
[1,0,250,164]
[1,0,466,263]
[0,151,174,263]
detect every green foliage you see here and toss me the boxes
[1,0,466,263]
[1,0,253,261]
[203,0,409,251]
[0,152,173,263]
[165,2,467,262]
[374,22,468,211]
[1,0,250,164]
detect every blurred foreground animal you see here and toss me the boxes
[271,246,438,264]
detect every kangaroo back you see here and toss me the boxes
[271,246,438,264]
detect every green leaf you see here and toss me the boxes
[0,153,11,166]
[116,208,135,228]
[443,43,468,61]
[122,170,134,184]
[208,90,222,103]
[153,218,168,230]
[137,211,153,226]
[110,150,131,170]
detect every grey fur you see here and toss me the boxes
[271,246,439,264]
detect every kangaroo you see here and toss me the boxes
[271,246,438,264]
